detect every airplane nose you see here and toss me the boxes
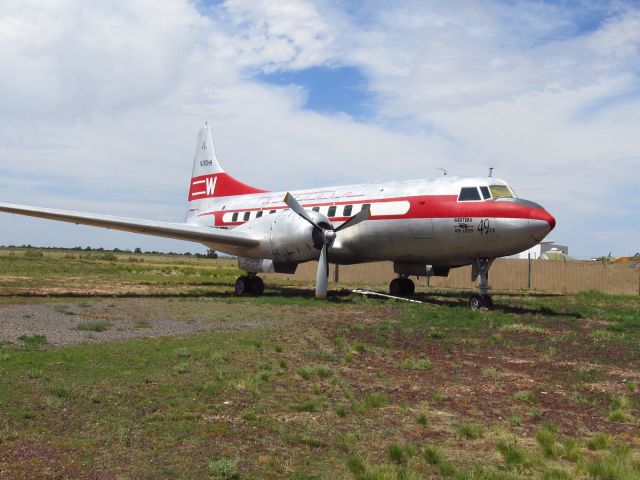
[528,208,556,241]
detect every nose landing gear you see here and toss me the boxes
[389,276,415,296]
[235,273,265,296]
[469,258,494,309]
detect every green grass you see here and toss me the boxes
[496,439,527,467]
[74,320,111,332]
[456,422,484,440]
[535,424,559,459]
[588,433,613,450]
[208,457,238,479]
[17,334,48,348]
[513,390,536,403]
[1,249,639,478]
[399,358,432,370]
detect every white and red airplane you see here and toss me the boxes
[0,124,555,309]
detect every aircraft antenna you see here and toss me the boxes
[437,168,447,176]
[488,167,494,177]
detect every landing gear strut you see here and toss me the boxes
[389,276,415,296]
[235,273,265,296]
[469,258,494,310]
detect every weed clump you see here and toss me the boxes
[587,433,612,450]
[75,320,110,332]
[291,398,322,412]
[496,439,526,467]
[416,413,428,426]
[207,457,238,480]
[562,438,582,462]
[456,422,483,440]
[388,443,406,464]
[362,392,388,410]
[424,446,443,465]
[535,424,559,459]
[589,446,640,479]
[399,358,432,370]
[18,335,47,349]
[513,390,536,403]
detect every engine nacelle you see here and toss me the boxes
[234,209,331,263]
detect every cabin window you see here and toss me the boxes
[328,206,337,217]
[458,187,481,201]
[312,206,320,212]
[231,212,238,222]
[343,205,353,217]
[489,185,514,199]
[256,211,263,218]
[243,212,250,221]
[361,203,371,213]
[269,210,276,214]
[480,186,491,199]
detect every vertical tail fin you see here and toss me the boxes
[186,123,267,223]
[191,123,225,179]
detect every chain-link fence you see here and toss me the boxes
[267,259,640,295]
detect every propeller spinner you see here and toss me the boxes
[283,193,370,299]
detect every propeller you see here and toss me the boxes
[284,193,370,299]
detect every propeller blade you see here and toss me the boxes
[283,192,318,228]
[315,243,329,299]
[335,205,371,232]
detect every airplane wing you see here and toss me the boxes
[0,202,260,250]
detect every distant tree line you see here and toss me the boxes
[0,244,218,258]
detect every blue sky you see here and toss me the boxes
[0,0,639,258]
[257,66,373,119]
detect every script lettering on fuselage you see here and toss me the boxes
[454,217,474,234]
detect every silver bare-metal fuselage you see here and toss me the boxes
[190,175,555,269]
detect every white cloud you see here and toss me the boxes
[0,0,639,257]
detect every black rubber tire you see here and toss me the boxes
[481,294,493,310]
[401,278,415,296]
[235,276,249,295]
[389,278,403,296]
[249,276,265,296]
[469,294,482,310]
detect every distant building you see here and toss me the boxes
[517,243,569,260]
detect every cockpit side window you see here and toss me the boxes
[489,185,514,199]
[480,186,491,199]
[458,187,481,201]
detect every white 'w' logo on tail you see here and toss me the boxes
[206,177,217,195]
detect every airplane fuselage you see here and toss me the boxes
[187,174,555,267]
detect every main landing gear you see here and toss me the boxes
[235,273,264,296]
[469,257,494,310]
[389,276,415,296]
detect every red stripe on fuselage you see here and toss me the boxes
[197,194,554,228]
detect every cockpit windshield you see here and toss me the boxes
[489,185,514,199]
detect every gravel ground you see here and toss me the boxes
[0,298,268,346]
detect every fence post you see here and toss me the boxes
[333,264,339,284]
[527,253,532,290]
